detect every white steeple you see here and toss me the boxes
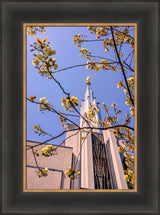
[80,82,102,132]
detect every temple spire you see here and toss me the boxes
[80,81,102,132]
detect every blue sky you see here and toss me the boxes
[26,26,134,145]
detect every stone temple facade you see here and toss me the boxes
[26,81,129,190]
[65,82,128,189]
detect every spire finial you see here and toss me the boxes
[85,74,96,84]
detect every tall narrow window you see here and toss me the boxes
[92,133,111,189]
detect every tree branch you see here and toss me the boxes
[123,61,134,72]
[31,148,40,169]
[27,98,80,128]
[27,124,134,150]
[110,26,134,106]
[112,27,134,40]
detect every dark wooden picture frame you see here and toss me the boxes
[2,1,158,213]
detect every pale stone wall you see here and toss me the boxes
[103,130,128,189]
[27,167,62,189]
[64,124,95,190]
[81,130,95,189]
[26,141,73,190]
[64,124,81,189]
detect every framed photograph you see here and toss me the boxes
[24,23,137,192]
[2,1,158,214]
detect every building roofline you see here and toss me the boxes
[27,165,63,173]
[26,140,73,149]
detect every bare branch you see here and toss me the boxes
[112,27,134,40]
[27,124,134,150]
[26,98,80,128]
[31,148,40,169]
[53,64,88,74]
[110,26,134,106]
[55,130,80,150]
[123,61,134,72]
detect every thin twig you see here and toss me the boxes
[31,148,40,169]
[124,50,134,62]
[55,130,80,150]
[123,61,134,72]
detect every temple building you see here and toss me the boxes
[26,80,129,190]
